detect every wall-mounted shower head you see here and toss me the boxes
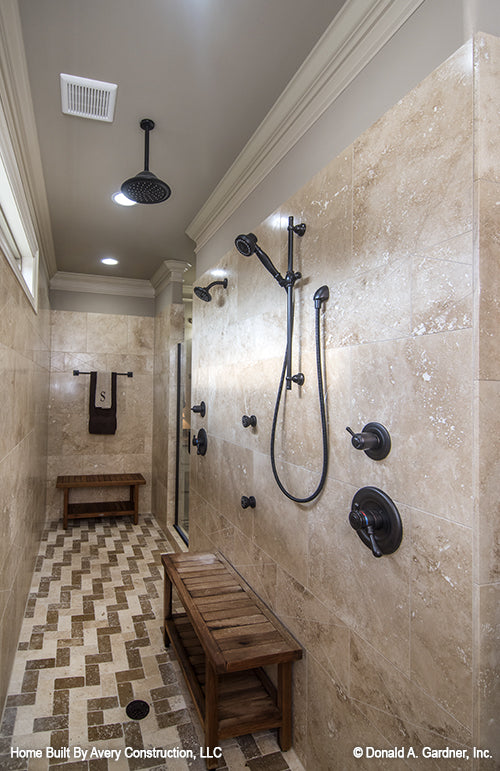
[234,232,285,285]
[193,278,228,302]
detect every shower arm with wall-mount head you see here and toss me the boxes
[193,278,228,302]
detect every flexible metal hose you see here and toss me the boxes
[270,305,328,503]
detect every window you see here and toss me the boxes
[0,117,39,311]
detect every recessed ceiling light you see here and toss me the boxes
[112,191,137,207]
[101,257,118,266]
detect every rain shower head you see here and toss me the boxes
[194,278,228,302]
[234,232,285,285]
[120,119,171,204]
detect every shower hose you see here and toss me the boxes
[270,303,328,503]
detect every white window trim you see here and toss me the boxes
[0,103,39,312]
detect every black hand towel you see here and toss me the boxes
[89,371,117,434]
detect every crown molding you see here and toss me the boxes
[186,0,425,252]
[0,0,57,277]
[50,271,154,298]
[151,259,191,295]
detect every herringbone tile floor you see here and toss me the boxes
[0,516,303,771]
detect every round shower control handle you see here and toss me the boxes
[192,428,208,456]
[349,487,403,558]
[241,495,256,509]
[191,401,206,418]
[242,415,257,428]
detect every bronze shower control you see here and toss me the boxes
[192,428,208,455]
[349,486,402,558]
[346,422,391,460]
[242,415,257,428]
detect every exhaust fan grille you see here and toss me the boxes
[60,74,117,122]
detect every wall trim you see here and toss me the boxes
[50,270,154,298]
[186,0,425,252]
[0,0,57,277]
[151,259,192,295]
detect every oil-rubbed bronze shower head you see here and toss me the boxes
[121,119,171,204]
[193,278,228,302]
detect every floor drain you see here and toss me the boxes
[125,700,150,720]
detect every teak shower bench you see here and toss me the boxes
[56,473,146,528]
[162,551,302,769]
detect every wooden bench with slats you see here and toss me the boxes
[162,551,302,769]
[56,473,146,528]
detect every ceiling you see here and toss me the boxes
[17,0,346,282]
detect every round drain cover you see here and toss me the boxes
[125,700,150,720]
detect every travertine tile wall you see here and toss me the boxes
[189,36,498,769]
[46,311,154,519]
[152,302,185,536]
[0,258,50,716]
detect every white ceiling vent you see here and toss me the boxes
[60,74,117,122]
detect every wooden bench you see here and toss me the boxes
[162,551,302,769]
[56,473,146,528]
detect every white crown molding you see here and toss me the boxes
[50,271,154,298]
[151,259,191,295]
[0,0,57,277]
[186,0,425,252]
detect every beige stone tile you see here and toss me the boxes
[217,440,255,540]
[353,42,473,272]
[252,451,314,587]
[474,583,500,760]
[410,511,472,727]
[308,478,411,673]
[349,330,474,526]
[305,657,387,771]
[477,180,500,381]
[476,380,500,585]
[474,33,500,183]
[85,312,129,354]
[350,632,468,744]
[51,310,87,353]
[411,254,472,336]
[275,566,350,692]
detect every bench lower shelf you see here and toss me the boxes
[67,500,136,518]
[166,613,282,743]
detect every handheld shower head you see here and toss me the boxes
[234,232,285,286]
[193,278,228,302]
[234,233,258,257]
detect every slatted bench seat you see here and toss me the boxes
[162,551,302,769]
[56,473,146,528]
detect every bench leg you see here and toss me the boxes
[131,484,139,524]
[277,661,293,751]
[204,660,219,769]
[63,489,69,529]
[163,567,172,648]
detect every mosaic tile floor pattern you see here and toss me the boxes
[0,516,303,771]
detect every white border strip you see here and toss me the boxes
[50,271,154,298]
[186,0,425,251]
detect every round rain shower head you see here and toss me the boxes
[120,119,171,204]
[121,171,171,204]
[234,232,258,257]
